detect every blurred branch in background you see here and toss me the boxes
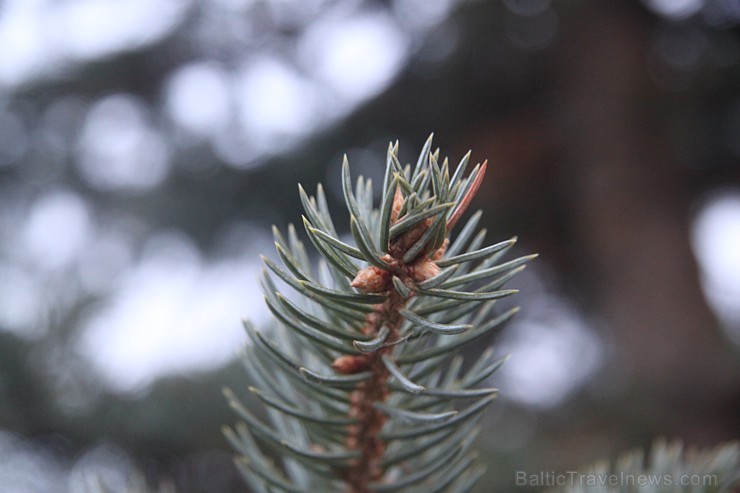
[0,0,738,491]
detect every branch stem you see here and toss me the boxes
[343,288,406,492]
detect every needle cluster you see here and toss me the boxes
[224,135,535,493]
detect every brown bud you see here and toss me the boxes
[351,266,390,293]
[332,355,370,374]
[432,238,449,261]
[406,218,432,247]
[410,258,441,282]
[390,186,404,224]
[389,217,433,259]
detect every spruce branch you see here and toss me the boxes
[549,439,739,493]
[225,135,534,493]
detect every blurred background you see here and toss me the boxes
[1,0,739,491]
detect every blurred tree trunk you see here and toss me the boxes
[555,5,737,417]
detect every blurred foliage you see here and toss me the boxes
[551,440,739,493]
